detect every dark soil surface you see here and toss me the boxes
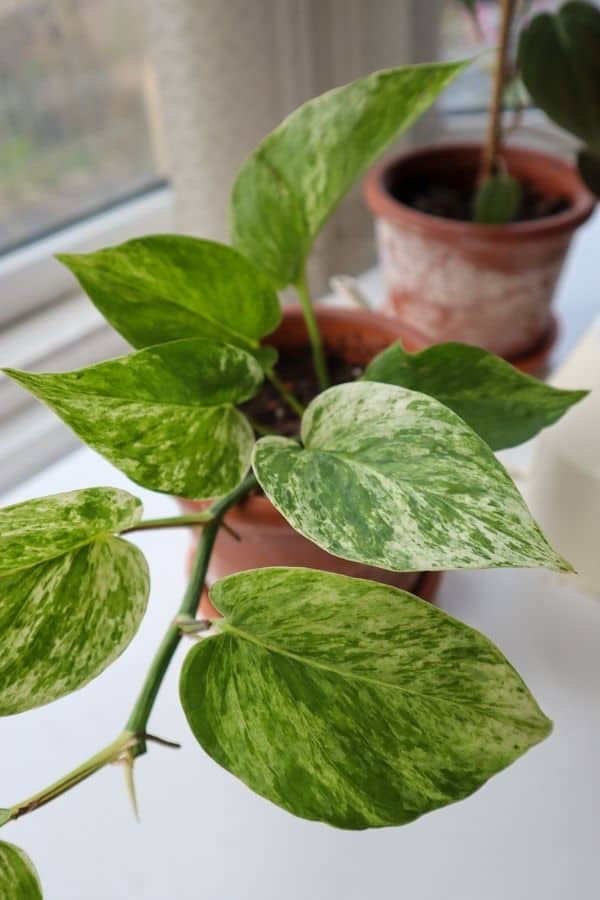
[395,179,569,223]
[241,346,363,437]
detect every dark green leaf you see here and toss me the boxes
[0,842,42,898]
[57,236,281,367]
[231,60,471,288]
[518,2,600,146]
[181,567,552,829]
[251,382,570,573]
[0,488,149,715]
[577,146,600,196]
[363,340,587,450]
[4,338,262,499]
[472,172,522,224]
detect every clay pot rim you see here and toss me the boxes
[506,314,558,373]
[268,303,421,339]
[364,141,596,241]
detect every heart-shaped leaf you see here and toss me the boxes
[518,2,600,148]
[181,567,552,829]
[0,842,42,898]
[57,236,281,369]
[363,341,587,450]
[4,338,262,499]
[0,488,149,715]
[472,172,522,224]
[231,60,471,289]
[252,382,570,573]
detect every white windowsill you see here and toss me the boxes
[0,186,173,327]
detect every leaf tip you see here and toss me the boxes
[553,553,577,575]
[54,251,74,267]
[0,809,11,828]
[541,713,554,739]
[55,251,87,277]
[1,366,24,384]
[572,388,590,403]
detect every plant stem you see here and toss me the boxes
[478,0,518,186]
[266,371,306,418]
[295,270,330,391]
[3,473,257,824]
[125,472,257,743]
[7,732,138,823]
[122,513,213,534]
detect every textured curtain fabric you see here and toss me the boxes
[147,0,410,292]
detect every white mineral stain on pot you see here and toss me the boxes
[376,219,562,358]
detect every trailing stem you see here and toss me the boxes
[478,0,518,186]
[2,473,257,824]
[6,733,138,823]
[125,472,257,745]
[295,270,330,391]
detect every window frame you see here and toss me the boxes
[0,183,173,328]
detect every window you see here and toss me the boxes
[0,0,171,489]
[0,0,171,325]
[0,0,165,254]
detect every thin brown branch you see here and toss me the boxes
[478,0,518,186]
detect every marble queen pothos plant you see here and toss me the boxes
[0,60,588,897]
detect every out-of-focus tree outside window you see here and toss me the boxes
[0,0,165,255]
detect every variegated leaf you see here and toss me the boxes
[0,487,141,575]
[4,338,262,499]
[231,60,470,288]
[0,842,42,899]
[363,341,587,450]
[56,236,281,369]
[0,488,149,715]
[180,567,552,829]
[252,382,570,572]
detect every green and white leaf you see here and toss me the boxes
[231,60,471,288]
[4,338,262,499]
[0,488,149,715]
[180,567,552,829]
[252,382,570,573]
[57,236,281,369]
[363,340,587,450]
[0,842,42,899]
[472,172,522,224]
[518,1,600,148]
[0,487,141,575]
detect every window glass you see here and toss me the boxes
[0,0,164,255]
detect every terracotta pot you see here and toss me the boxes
[364,143,595,367]
[179,306,442,609]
